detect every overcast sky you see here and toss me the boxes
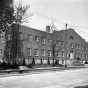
[14,0,88,41]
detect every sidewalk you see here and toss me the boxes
[0,65,87,77]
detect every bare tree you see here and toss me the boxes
[2,1,31,66]
[14,1,31,24]
[0,0,15,66]
[13,1,31,65]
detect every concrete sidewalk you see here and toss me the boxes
[0,65,87,77]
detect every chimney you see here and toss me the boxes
[46,25,51,33]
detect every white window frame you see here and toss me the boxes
[42,38,46,44]
[57,51,64,57]
[27,48,32,56]
[48,50,52,57]
[34,49,39,56]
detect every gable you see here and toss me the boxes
[67,29,85,43]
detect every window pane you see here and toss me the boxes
[27,48,32,56]
[8,34,11,40]
[35,36,39,42]
[61,41,64,46]
[78,44,80,49]
[48,50,52,57]
[28,34,32,41]
[34,49,39,56]
[41,49,45,56]
[0,49,2,55]
[48,39,52,44]
[57,51,64,57]
[71,43,74,48]
[57,52,61,57]
[61,51,64,57]
[42,38,46,44]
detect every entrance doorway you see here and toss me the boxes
[69,50,74,60]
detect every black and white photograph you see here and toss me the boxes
[0,0,88,88]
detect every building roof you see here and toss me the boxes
[53,28,85,42]
[13,24,86,43]
[21,25,52,34]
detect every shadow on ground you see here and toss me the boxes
[74,85,88,88]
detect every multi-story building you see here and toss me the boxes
[84,42,88,63]
[0,24,88,66]
[52,29,87,66]
[19,25,53,65]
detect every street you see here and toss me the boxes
[0,68,88,88]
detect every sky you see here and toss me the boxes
[14,0,88,41]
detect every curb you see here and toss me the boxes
[0,66,87,77]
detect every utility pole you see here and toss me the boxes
[64,24,68,68]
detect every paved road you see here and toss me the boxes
[0,68,88,88]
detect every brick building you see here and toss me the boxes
[0,32,5,63]
[0,24,88,66]
[53,29,87,66]
[19,25,53,65]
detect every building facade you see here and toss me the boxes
[0,24,88,66]
[19,25,53,65]
[52,29,87,66]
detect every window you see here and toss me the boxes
[57,41,61,46]
[34,49,39,56]
[0,34,2,39]
[20,34,23,40]
[7,34,11,40]
[75,43,80,49]
[0,33,5,43]
[41,49,46,56]
[0,49,2,55]
[76,44,80,49]
[42,38,46,44]
[0,32,5,39]
[8,49,11,56]
[27,48,32,56]
[71,43,74,48]
[57,52,61,57]
[28,34,33,41]
[61,41,64,46]
[35,35,39,42]
[57,41,64,46]
[57,51,64,57]
[70,36,74,40]
[0,32,1,39]
[48,39,52,44]
[48,50,52,57]
[61,51,64,57]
